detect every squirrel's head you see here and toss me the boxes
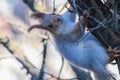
[28,12,83,41]
[28,12,64,35]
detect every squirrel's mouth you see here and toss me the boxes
[27,24,44,32]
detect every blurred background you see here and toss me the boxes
[0,0,119,80]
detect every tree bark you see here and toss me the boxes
[68,0,120,74]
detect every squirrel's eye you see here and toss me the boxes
[48,25,53,28]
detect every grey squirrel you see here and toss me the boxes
[28,12,120,80]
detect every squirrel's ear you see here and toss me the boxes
[31,12,46,19]
[53,17,62,23]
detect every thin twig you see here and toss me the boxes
[72,0,85,35]
[0,39,39,80]
[58,2,69,13]
[113,0,118,30]
[58,57,64,78]
[0,56,14,61]
[53,0,56,13]
[38,38,48,80]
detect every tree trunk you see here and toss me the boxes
[68,0,120,74]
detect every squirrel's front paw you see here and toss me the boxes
[107,46,120,63]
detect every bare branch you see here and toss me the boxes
[0,38,39,80]
[58,57,64,78]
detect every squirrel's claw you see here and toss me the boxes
[107,46,120,63]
